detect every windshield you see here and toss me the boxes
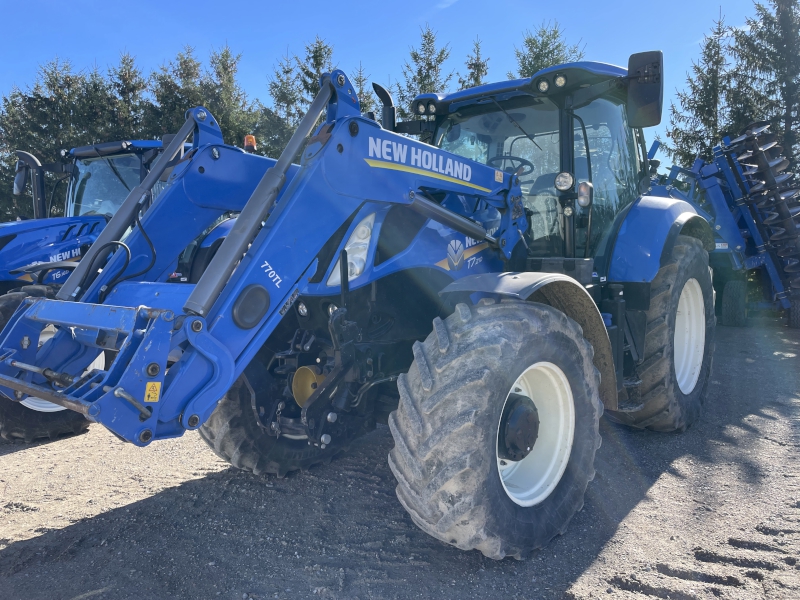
[437,97,563,255]
[67,154,141,217]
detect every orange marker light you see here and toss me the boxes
[244,135,257,153]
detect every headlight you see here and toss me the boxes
[537,79,550,93]
[554,74,567,88]
[554,172,575,191]
[416,102,427,115]
[427,103,436,114]
[327,213,375,287]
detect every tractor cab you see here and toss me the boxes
[12,139,168,221]
[401,53,663,277]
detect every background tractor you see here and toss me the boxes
[0,52,716,559]
[0,139,167,440]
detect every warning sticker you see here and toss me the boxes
[145,382,161,403]
[495,170,503,183]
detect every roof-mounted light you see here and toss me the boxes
[554,74,567,88]
[537,79,550,93]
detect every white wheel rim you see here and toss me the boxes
[673,278,705,395]
[496,362,575,507]
[20,326,104,413]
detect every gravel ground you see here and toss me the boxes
[0,323,798,600]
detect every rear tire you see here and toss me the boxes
[789,301,800,329]
[608,235,715,432]
[199,360,373,477]
[721,280,747,327]
[388,300,602,560]
[0,286,90,443]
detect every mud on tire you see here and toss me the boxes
[388,299,602,560]
[199,360,373,477]
[608,235,715,432]
[0,285,91,443]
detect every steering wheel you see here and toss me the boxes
[487,155,534,176]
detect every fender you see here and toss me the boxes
[608,195,714,283]
[440,272,617,410]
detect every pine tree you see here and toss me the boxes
[731,0,800,173]
[107,53,148,140]
[457,38,490,90]
[296,36,335,110]
[395,24,453,121]
[268,51,303,126]
[352,62,377,116]
[200,45,261,148]
[147,46,203,136]
[511,21,585,78]
[664,16,731,165]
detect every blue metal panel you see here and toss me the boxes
[609,195,699,282]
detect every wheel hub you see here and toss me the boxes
[498,393,539,462]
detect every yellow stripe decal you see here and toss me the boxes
[364,158,491,193]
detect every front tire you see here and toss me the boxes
[388,300,602,560]
[0,286,91,442]
[199,360,373,477]
[608,235,715,432]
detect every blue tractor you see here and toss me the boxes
[0,53,716,558]
[0,139,165,440]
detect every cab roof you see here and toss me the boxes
[69,139,162,159]
[413,61,628,114]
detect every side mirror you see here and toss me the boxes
[626,51,663,128]
[13,160,28,196]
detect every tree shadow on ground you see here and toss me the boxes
[0,324,797,600]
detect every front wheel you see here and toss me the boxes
[0,286,92,442]
[199,360,373,477]
[388,300,602,560]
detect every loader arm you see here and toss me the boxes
[0,71,525,445]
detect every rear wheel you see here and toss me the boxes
[199,360,373,477]
[789,300,800,329]
[0,286,91,442]
[608,235,715,432]
[388,300,602,560]
[721,279,747,327]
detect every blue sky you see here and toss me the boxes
[2,0,756,162]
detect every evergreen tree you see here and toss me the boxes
[296,36,335,109]
[664,16,731,165]
[395,24,453,120]
[511,21,585,78]
[268,51,303,126]
[147,46,203,136]
[731,0,800,173]
[457,38,490,90]
[199,45,264,149]
[395,24,453,121]
[352,62,377,116]
[107,53,148,140]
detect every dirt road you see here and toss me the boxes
[1,324,798,600]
